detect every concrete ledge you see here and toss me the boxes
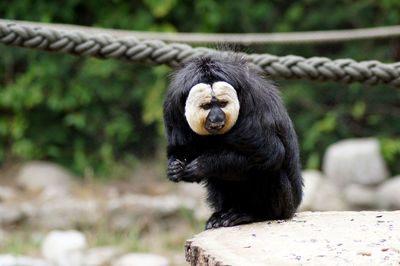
[185,211,400,266]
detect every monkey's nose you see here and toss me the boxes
[205,107,226,134]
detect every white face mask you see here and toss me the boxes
[185,82,240,135]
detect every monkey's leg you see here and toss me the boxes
[205,208,259,230]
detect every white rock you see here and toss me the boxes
[16,161,76,192]
[0,255,51,266]
[299,170,349,211]
[0,186,18,201]
[343,184,377,208]
[323,138,389,187]
[376,176,400,209]
[112,253,170,266]
[42,230,87,266]
[83,246,124,266]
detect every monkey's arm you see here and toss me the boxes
[183,149,251,181]
[166,143,199,182]
[178,136,285,182]
[166,151,246,182]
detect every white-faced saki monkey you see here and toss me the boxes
[163,55,303,229]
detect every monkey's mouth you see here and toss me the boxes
[205,122,225,134]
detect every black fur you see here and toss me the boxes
[163,55,303,229]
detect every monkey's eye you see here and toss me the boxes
[218,101,228,108]
[201,103,212,110]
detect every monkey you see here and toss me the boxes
[163,54,303,229]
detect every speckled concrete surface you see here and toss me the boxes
[186,211,400,266]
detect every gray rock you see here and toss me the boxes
[16,161,76,192]
[112,253,170,266]
[343,184,377,209]
[0,186,18,201]
[176,183,212,220]
[298,170,323,211]
[30,198,100,229]
[299,170,349,211]
[107,194,196,231]
[0,203,24,226]
[119,194,196,214]
[2,191,201,231]
[186,211,400,266]
[323,138,389,187]
[42,230,87,266]
[172,254,186,266]
[313,179,350,211]
[176,182,206,199]
[38,185,71,201]
[0,255,51,266]
[19,202,38,218]
[0,229,7,242]
[376,176,400,209]
[194,200,212,221]
[83,246,124,266]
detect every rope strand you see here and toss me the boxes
[1,20,400,87]
[2,19,400,45]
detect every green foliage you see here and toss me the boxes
[0,49,166,175]
[381,138,400,175]
[144,0,178,18]
[0,0,399,176]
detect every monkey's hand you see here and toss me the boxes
[167,158,186,182]
[179,157,208,182]
[167,157,207,183]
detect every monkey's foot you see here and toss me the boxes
[205,209,257,230]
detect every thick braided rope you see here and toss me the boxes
[1,21,400,87]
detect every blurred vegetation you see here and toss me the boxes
[0,0,399,176]
[0,207,204,258]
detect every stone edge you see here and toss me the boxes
[185,238,227,266]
